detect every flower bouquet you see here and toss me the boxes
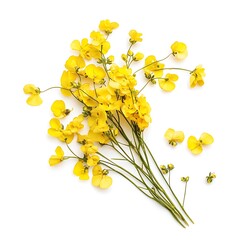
[24,20,214,227]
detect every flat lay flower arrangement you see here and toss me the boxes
[24,20,215,228]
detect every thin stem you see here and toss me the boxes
[138,79,152,94]
[65,143,82,159]
[133,53,173,75]
[182,182,188,207]
[169,171,171,186]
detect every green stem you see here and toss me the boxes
[182,182,188,207]
[133,53,173,75]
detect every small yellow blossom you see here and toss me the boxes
[81,142,98,155]
[66,114,84,133]
[48,118,74,143]
[99,19,119,34]
[167,164,174,171]
[159,73,178,92]
[49,146,64,166]
[188,132,214,155]
[133,52,144,61]
[206,172,216,184]
[190,65,205,88]
[71,38,92,60]
[88,106,109,133]
[164,128,185,146]
[171,41,188,60]
[129,30,143,43]
[92,165,112,189]
[85,64,106,84]
[144,55,164,78]
[73,161,89,180]
[51,100,70,118]
[23,84,42,106]
[65,55,85,74]
[87,155,100,166]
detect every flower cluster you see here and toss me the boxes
[24,20,214,227]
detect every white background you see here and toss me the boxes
[0,0,240,239]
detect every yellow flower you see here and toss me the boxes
[87,130,110,145]
[99,19,119,34]
[49,146,64,166]
[51,100,70,118]
[87,155,100,166]
[188,132,214,155]
[164,128,185,146]
[129,30,143,43]
[81,142,98,155]
[158,73,178,92]
[60,70,76,96]
[48,118,74,143]
[181,176,189,182]
[190,65,205,88]
[144,55,164,78]
[85,64,106,84]
[66,114,84,133]
[133,52,144,61]
[171,41,188,60]
[65,55,85,74]
[88,106,109,133]
[73,161,89,180]
[23,84,42,106]
[71,38,92,60]
[92,165,112,189]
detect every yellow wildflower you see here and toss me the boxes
[87,130,110,144]
[188,132,214,155]
[129,30,143,43]
[51,100,70,118]
[85,64,106,84]
[71,38,92,60]
[23,84,42,106]
[99,19,119,34]
[88,106,109,133]
[78,84,98,107]
[144,55,164,78]
[92,165,112,189]
[65,55,85,74]
[171,41,188,60]
[73,161,89,180]
[159,73,178,92]
[48,118,74,143]
[81,142,98,155]
[190,65,205,88]
[164,128,185,146]
[87,155,100,166]
[66,114,84,133]
[49,146,64,166]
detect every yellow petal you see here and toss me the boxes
[79,172,89,180]
[51,100,66,117]
[158,80,175,92]
[73,161,84,176]
[173,131,185,143]
[23,84,37,94]
[92,175,102,187]
[26,95,42,106]
[55,146,64,158]
[188,136,202,155]
[100,175,112,189]
[164,128,175,141]
[49,156,61,166]
[49,118,62,129]
[71,40,81,51]
[200,132,214,145]
[92,165,102,176]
